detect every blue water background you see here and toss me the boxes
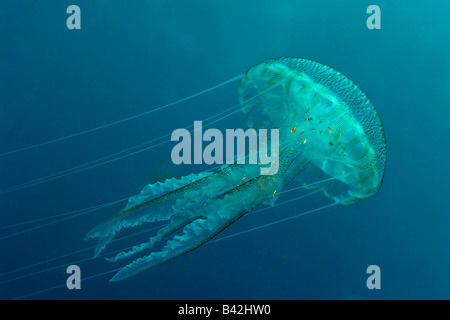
[0,0,449,299]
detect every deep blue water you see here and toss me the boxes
[0,0,449,300]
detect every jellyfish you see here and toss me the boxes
[84,57,387,282]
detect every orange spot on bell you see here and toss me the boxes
[291,127,296,133]
[258,179,265,190]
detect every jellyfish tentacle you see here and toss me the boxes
[85,155,262,257]
[106,215,201,262]
[108,143,310,281]
[110,172,284,281]
[110,213,243,281]
[109,216,226,281]
[84,171,211,257]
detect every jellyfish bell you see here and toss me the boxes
[238,57,386,205]
[84,57,387,281]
